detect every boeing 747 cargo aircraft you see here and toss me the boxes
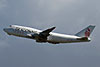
[3,25,95,44]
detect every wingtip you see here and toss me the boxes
[53,26,56,29]
[89,25,96,27]
[53,26,56,28]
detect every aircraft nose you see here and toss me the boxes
[3,28,8,32]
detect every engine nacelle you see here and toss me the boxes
[32,33,47,42]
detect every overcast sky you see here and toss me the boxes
[0,0,100,67]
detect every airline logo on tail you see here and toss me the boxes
[75,25,95,37]
[85,28,90,37]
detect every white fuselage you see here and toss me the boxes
[3,25,90,44]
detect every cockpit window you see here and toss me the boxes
[9,25,12,27]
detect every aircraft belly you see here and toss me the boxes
[47,36,77,43]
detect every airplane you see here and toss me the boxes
[3,25,95,44]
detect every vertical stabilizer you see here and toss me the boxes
[75,25,95,37]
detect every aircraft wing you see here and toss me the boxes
[39,27,56,38]
[27,27,56,42]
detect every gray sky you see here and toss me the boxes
[0,0,100,67]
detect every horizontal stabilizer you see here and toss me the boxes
[77,37,88,40]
